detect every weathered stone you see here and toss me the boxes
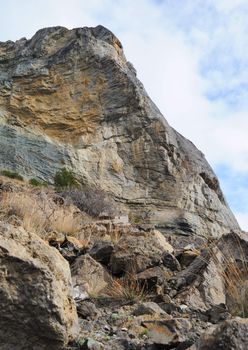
[76,301,99,320]
[204,304,230,324]
[133,302,167,316]
[59,236,87,263]
[195,318,248,350]
[89,240,114,265]
[109,232,173,274]
[177,248,200,267]
[136,266,172,291]
[162,252,181,271]
[0,223,78,350]
[71,254,111,296]
[0,25,239,238]
[142,318,192,348]
[174,248,226,310]
[86,338,104,350]
[152,230,174,253]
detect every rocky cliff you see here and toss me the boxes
[0,25,239,237]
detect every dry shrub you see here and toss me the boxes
[105,272,147,302]
[0,192,49,235]
[51,209,81,235]
[59,187,117,218]
[0,191,82,238]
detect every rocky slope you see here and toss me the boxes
[0,176,247,349]
[0,25,239,238]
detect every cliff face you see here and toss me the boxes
[0,25,239,237]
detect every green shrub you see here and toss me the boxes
[29,178,46,187]
[54,168,78,189]
[1,170,23,181]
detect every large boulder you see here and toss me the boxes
[71,254,112,298]
[0,25,239,238]
[195,318,248,350]
[142,318,192,348]
[109,231,174,274]
[0,223,78,350]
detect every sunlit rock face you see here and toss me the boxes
[0,25,239,236]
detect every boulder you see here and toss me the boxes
[142,318,192,348]
[133,302,167,316]
[162,252,181,271]
[71,254,111,297]
[136,266,173,291]
[109,232,173,274]
[76,301,100,320]
[174,248,226,310]
[195,318,248,350]
[0,223,78,350]
[89,240,114,265]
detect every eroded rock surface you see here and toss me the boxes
[0,25,239,237]
[195,318,248,350]
[0,223,78,350]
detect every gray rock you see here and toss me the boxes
[89,240,114,265]
[71,254,112,297]
[136,266,172,291]
[195,318,248,349]
[86,338,104,350]
[109,232,173,274]
[133,302,167,316]
[162,252,181,271]
[76,301,100,320]
[0,223,78,350]
[142,318,192,348]
[0,25,239,238]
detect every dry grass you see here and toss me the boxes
[105,272,147,302]
[51,209,81,235]
[0,191,82,239]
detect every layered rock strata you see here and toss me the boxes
[0,25,239,237]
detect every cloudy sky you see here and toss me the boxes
[1,0,248,229]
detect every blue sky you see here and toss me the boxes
[0,0,248,229]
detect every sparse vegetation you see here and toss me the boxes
[106,272,147,302]
[0,191,81,238]
[59,187,117,218]
[201,235,248,318]
[52,209,81,235]
[54,168,79,189]
[1,169,23,181]
[29,178,47,187]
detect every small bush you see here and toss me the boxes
[54,168,78,189]
[1,170,23,181]
[105,272,147,302]
[29,178,46,187]
[59,187,117,218]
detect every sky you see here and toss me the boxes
[0,0,248,229]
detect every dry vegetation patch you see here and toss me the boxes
[0,190,82,239]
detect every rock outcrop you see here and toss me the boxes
[0,25,239,237]
[194,318,248,350]
[0,223,78,350]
